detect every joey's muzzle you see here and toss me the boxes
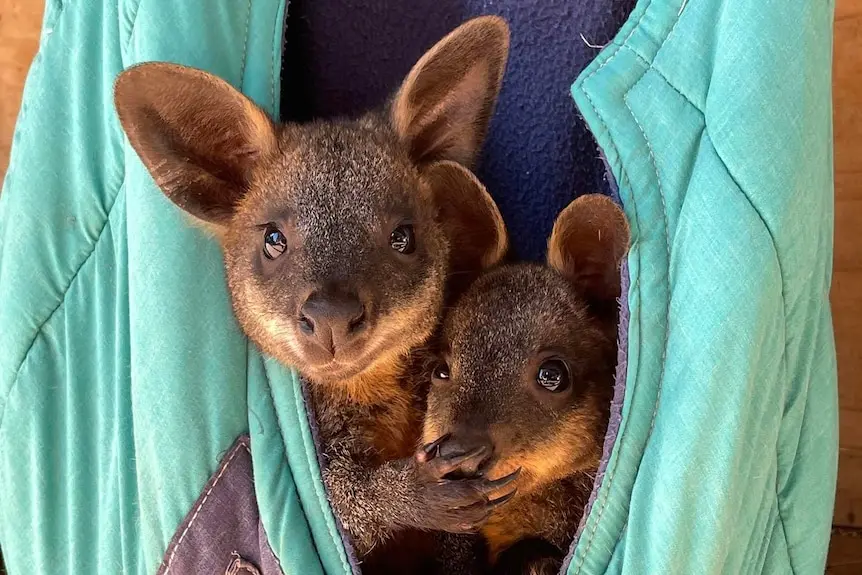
[436,430,494,476]
[298,289,367,357]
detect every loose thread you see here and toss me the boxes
[579,32,606,49]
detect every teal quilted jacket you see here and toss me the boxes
[0,0,836,573]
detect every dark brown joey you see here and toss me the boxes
[423,195,630,570]
[114,16,510,563]
[308,160,509,561]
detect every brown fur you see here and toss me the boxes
[423,195,630,573]
[114,16,511,570]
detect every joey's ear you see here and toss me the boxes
[114,62,277,226]
[423,161,507,276]
[547,195,630,303]
[392,16,509,167]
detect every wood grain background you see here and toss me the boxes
[0,1,42,177]
[0,0,859,571]
[829,0,862,571]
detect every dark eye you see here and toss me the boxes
[390,224,416,255]
[263,224,287,260]
[536,359,571,393]
[432,362,450,381]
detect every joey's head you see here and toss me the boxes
[424,195,630,495]
[114,17,509,387]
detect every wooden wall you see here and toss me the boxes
[834,0,862,529]
[0,1,42,177]
[829,1,862,571]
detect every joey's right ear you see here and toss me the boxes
[423,161,507,276]
[547,195,630,303]
[114,62,277,226]
[392,16,509,167]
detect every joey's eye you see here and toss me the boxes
[536,359,571,393]
[263,224,287,260]
[432,362,450,381]
[390,224,416,255]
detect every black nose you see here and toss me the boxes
[299,290,366,355]
[437,431,493,474]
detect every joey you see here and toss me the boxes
[114,16,513,565]
[424,195,630,574]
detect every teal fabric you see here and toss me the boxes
[0,1,836,575]
[568,0,837,573]
[0,1,349,574]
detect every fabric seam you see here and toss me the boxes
[573,1,793,572]
[269,0,278,112]
[0,182,124,436]
[614,51,789,325]
[702,134,794,573]
[263,361,350,574]
[774,438,799,575]
[619,44,701,113]
[259,364,310,571]
[570,1,654,570]
[569,128,642,575]
[259,515,287,575]
[704,133,786,302]
[239,0,253,87]
[617,39,790,291]
[572,88,645,575]
[1,0,74,437]
[573,0,688,569]
[126,0,142,52]
[162,438,251,573]
[603,85,672,557]
[290,378,352,573]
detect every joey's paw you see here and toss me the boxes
[414,434,490,479]
[411,435,520,533]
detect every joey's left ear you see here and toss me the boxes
[114,62,277,227]
[422,161,507,277]
[547,194,630,303]
[391,16,509,167]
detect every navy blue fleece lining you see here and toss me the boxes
[280,0,637,260]
[279,2,636,570]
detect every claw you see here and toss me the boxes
[447,500,498,532]
[417,433,451,462]
[477,467,521,495]
[435,445,488,475]
[487,488,518,509]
